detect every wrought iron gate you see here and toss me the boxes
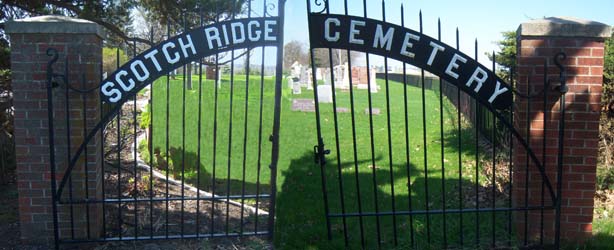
[306,0,567,249]
[46,1,285,248]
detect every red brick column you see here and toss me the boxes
[514,17,611,244]
[6,16,103,245]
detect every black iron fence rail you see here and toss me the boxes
[59,231,270,244]
[58,194,272,204]
[46,1,285,249]
[306,0,566,249]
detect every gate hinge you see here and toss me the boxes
[553,52,568,95]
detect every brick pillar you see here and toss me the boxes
[5,15,103,245]
[514,17,611,244]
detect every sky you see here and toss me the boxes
[282,0,614,67]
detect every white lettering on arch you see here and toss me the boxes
[373,24,394,51]
[445,54,467,79]
[162,42,180,64]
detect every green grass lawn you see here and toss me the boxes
[144,74,511,249]
[146,74,275,197]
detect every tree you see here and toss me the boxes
[486,31,516,81]
[2,1,254,89]
[312,48,363,68]
[605,35,614,86]
[1,0,137,46]
[0,25,13,183]
[283,41,308,70]
[134,0,247,89]
[598,35,614,185]
[1,0,246,46]
[102,47,129,76]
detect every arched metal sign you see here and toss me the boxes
[101,17,280,104]
[308,14,513,110]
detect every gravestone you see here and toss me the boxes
[333,64,343,85]
[299,67,308,88]
[317,85,333,103]
[336,107,349,113]
[292,80,302,94]
[364,107,380,115]
[340,62,350,89]
[287,77,294,89]
[290,61,303,79]
[306,70,314,90]
[323,68,331,85]
[369,66,378,93]
[291,99,315,112]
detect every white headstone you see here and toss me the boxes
[306,70,313,90]
[291,61,303,79]
[333,65,342,83]
[323,68,331,85]
[293,81,302,94]
[287,77,294,89]
[340,62,350,89]
[299,67,308,87]
[316,68,323,80]
[317,85,333,103]
[369,66,378,93]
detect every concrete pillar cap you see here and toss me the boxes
[518,16,611,38]
[517,17,612,38]
[4,15,104,38]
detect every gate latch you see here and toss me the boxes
[314,144,330,165]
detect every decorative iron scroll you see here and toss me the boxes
[100,17,280,104]
[308,14,513,110]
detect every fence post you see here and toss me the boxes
[5,15,103,245]
[514,17,611,244]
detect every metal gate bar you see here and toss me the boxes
[306,0,566,248]
[47,0,285,248]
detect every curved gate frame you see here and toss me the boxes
[42,0,570,248]
[46,0,286,248]
[305,0,567,248]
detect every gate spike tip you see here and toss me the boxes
[419,9,423,31]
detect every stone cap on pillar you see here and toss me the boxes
[518,16,612,39]
[4,15,104,38]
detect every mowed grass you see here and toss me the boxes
[147,74,511,249]
[148,74,276,196]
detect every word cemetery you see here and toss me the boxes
[308,14,513,110]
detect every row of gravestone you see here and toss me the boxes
[290,98,381,115]
[288,62,379,103]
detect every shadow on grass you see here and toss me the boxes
[569,232,614,250]
[275,152,516,250]
[154,147,271,197]
[101,147,272,241]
